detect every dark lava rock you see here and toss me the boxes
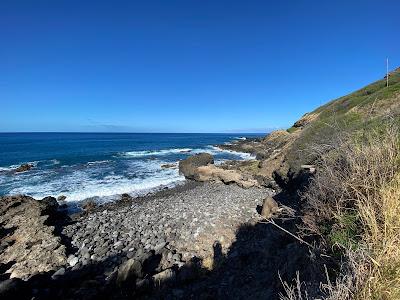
[14,163,34,173]
[178,153,214,179]
[57,195,67,201]
[40,196,59,214]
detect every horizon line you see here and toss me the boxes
[0,131,270,135]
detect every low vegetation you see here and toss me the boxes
[276,68,400,300]
[281,120,400,299]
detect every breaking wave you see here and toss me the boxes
[121,148,193,157]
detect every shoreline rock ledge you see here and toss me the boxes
[179,153,260,188]
[0,195,67,279]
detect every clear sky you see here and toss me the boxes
[1,0,399,133]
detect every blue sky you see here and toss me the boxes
[1,0,399,133]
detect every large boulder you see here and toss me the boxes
[178,153,214,179]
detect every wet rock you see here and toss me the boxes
[57,195,67,201]
[14,163,33,173]
[161,163,177,169]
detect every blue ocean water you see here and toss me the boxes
[0,133,263,203]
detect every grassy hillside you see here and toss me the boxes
[284,67,400,170]
[277,68,400,299]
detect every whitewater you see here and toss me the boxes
[0,133,261,204]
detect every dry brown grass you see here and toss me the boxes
[280,121,400,299]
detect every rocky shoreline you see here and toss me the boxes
[64,182,270,273]
[0,141,320,299]
[0,179,275,299]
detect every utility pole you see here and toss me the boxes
[386,57,389,87]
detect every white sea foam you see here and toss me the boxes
[214,146,255,160]
[0,161,39,172]
[0,165,19,171]
[87,160,111,166]
[2,142,253,204]
[120,145,252,161]
[191,146,255,160]
[121,148,193,157]
[38,159,61,167]
[7,159,185,203]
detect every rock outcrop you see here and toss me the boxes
[0,195,67,279]
[195,165,259,188]
[14,164,34,173]
[292,112,319,128]
[178,153,214,179]
[179,153,260,188]
[161,163,177,169]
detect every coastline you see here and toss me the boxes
[0,134,297,299]
[0,133,290,299]
[0,134,259,204]
[0,180,273,299]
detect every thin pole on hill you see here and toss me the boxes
[386,57,389,87]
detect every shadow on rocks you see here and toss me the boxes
[41,197,79,256]
[1,215,333,300]
[140,171,336,300]
[144,224,332,299]
[1,172,335,300]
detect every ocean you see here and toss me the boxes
[0,132,263,204]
